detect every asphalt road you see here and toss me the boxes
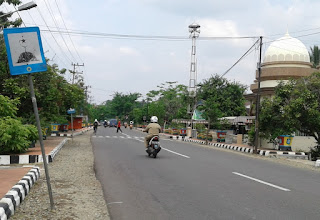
[92,127,320,220]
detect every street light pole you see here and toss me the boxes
[0,1,37,18]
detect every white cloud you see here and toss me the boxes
[119,47,140,56]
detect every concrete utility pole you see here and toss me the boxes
[254,36,263,154]
[71,63,84,84]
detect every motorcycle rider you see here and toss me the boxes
[143,116,161,148]
[129,121,134,129]
[103,120,108,127]
[93,119,99,133]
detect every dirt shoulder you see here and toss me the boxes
[11,132,110,220]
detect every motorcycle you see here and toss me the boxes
[129,124,133,130]
[146,135,161,158]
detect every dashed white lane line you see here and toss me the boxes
[107,201,123,206]
[162,147,190,159]
[232,172,291,192]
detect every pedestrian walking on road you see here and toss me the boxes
[116,120,122,133]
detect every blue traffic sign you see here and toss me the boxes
[67,109,76,114]
[3,27,47,75]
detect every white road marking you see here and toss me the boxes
[113,136,118,138]
[105,136,110,138]
[107,201,123,206]
[162,147,190,159]
[232,172,291,192]
[98,136,104,138]
[120,136,125,138]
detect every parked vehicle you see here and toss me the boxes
[109,119,117,127]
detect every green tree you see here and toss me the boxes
[0,94,19,117]
[197,75,246,127]
[259,72,320,147]
[147,82,188,124]
[309,45,320,68]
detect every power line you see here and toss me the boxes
[220,38,260,78]
[26,10,69,67]
[38,28,258,41]
[54,0,84,63]
[36,7,73,63]
[43,0,77,62]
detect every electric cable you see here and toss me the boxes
[26,10,69,67]
[43,0,77,62]
[36,7,73,63]
[220,38,260,78]
[54,0,84,63]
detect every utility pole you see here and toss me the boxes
[71,63,84,84]
[84,85,91,127]
[254,36,263,154]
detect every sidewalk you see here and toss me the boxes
[0,127,91,219]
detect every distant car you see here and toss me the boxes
[109,119,117,127]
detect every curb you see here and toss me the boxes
[50,128,92,137]
[0,166,40,220]
[0,138,69,165]
[180,138,308,159]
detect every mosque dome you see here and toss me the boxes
[263,32,310,63]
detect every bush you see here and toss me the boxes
[25,124,39,142]
[0,117,36,154]
[248,125,255,146]
[310,145,320,161]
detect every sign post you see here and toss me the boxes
[3,27,54,209]
[67,108,76,141]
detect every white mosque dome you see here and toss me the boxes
[263,32,310,63]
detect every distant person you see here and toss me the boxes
[116,120,122,133]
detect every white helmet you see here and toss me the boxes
[150,116,158,123]
[95,119,98,122]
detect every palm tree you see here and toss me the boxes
[309,45,320,68]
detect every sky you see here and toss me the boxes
[2,0,320,104]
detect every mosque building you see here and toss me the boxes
[244,32,318,151]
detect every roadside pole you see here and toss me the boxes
[71,113,74,141]
[28,75,54,209]
[254,36,263,154]
[3,27,54,210]
[68,108,76,141]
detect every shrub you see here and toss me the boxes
[25,124,39,142]
[310,145,320,161]
[0,117,35,154]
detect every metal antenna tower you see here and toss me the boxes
[188,23,200,97]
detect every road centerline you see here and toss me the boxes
[232,172,291,192]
